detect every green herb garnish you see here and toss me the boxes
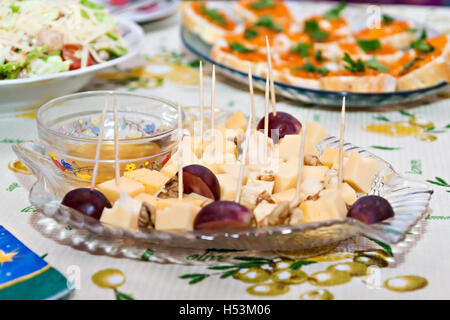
[251,0,276,10]
[411,29,434,53]
[323,1,347,20]
[80,0,104,10]
[315,50,324,62]
[402,56,424,73]
[304,20,329,42]
[357,39,381,52]
[382,14,394,24]
[230,42,255,53]
[80,8,89,19]
[292,61,329,74]
[244,28,258,39]
[343,53,365,72]
[290,42,312,57]
[9,4,20,13]
[365,57,389,72]
[106,32,119,41]
[200,4,226,25]
[255,15,283,32]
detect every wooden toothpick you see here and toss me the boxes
[263,72,270,161]
[248,65,256,130]
[265,36,277,116]
[178,103,183,200]
[338,96,346,185]
[291,110,308,207]
[210,64,216,154]
[113,96,120,186]
[90,97,109,191]
[235,113,253,203]
[199,60,204,157]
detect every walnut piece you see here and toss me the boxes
[259,201,291,227]
[304,154,322,166]
[139,202,156,229]
[158,176,178,199]
[256,190,275,206]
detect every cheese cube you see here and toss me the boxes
[160,150,201,178]
[97,177,145,204]
[274,161,297,193]
[220,161,248,184]
[343,151,378,193]
[155,202,201,232]
[124,168,169,195]
[182,135,203,158]
[253,201,277,222]
[246,179,274,194]
[225,110,248,131]
[278,134,319,161]
[302,166,328,182]
[100,193,141,230]
[240,184,272,210]
[300,190,347,222]
[272,188,305,203]
[133,193,158,207]
[306,122,327,145]
[301,178,324,197]
[320,182,357,205]
[184,193,213,207]
[216,173,238,201]
[320,148,348,168]
[247,130,273,166]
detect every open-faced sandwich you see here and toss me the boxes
[183,0,450,93]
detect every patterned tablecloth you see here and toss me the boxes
[1,3,450,300]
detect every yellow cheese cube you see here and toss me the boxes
[133,193,158,207]
[343,151,378,193]
[184,193,213,207]
[225,110,248,131]
[320,148,348,168]
[300,178,324,197]
[253,201,277,222]
[272,188,305,203]
[320,182,357,205]
[274,161,297,193]
[100,193,141,230]
[278,134,319,161]
[155,202,201,232]
[306,122,327,145]
[220,161,248,184]
[302,166,328,182]
[246,179,274,194]
[182,135,203,158]
[97,177,145,204]
[300,190,347,222]
[216,173,238,201]
[124,168,169,195]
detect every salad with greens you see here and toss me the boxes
[0,0,129,80]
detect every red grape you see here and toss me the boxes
[61,188,111,220]
[347,195,394,224]
[257,111,302,140]
[182,165,221,201]
[194,201,254,230]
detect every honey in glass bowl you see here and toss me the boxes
[36,91,182,185]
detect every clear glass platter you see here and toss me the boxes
[13,136,433,251]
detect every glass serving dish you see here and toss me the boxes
[36,91,181,185]
[13,135,433,251]
[180,2,449,107]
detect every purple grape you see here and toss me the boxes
[348,195,394,224]
[257,111,302,139]
[182,164,221,201]
[194,201,254,230]
[61,188,111,220]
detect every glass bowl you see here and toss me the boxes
[36,91,182,185]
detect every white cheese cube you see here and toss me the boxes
[155,202,201,232]
[100,192,141,231]
[216,173,238,201]
[97,177,145,204]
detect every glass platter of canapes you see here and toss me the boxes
[13,64,433,252]
[181,1,450,107]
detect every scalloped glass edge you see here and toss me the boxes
[180,27,449,107]
[12,136,433,251]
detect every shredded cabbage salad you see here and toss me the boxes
[0,0,129,80]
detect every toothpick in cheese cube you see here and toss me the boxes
[97,177,145,204]
[320,148,348,169]
[100,192,142,231]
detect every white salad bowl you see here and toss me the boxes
[0,17,145,116]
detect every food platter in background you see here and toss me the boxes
[181,1,450,107]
